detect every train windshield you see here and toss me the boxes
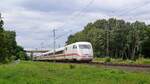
[79,44,91,49]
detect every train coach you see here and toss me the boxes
[33,42,93,62]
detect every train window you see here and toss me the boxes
[56,50,63,54]
[79,45,91,49]
[48,53,53,56]
[73,45,77,49]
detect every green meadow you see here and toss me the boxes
[0,61,150,84]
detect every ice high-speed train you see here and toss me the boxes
[33,42,93,62]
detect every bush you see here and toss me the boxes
[105,57,111,63]
[69,64,75,69]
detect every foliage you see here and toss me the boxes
[66,18,150,60]
[0,14,27,63]
[69,64,75,69]
[105,57,111,63]
[141,26,150,58]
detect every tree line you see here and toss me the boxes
[66,18,150,60]
[0,15,28,63]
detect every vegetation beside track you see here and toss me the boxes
[0,14,28,64]
[0,61,150,84]
[94,57,150,64]
[66,18,150,60]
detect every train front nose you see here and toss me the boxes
[80,49,93,60]
[78,44,93,61]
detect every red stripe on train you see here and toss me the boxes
[53,53,80,57]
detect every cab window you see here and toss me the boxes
[73,45,77,49]
[79,45,91,49]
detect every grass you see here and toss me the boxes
[0,61,150,84]
[94,57,150,64]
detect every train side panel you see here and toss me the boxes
[33,42,93,62]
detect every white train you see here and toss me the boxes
[33,42,93,62]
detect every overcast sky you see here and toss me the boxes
[0,0,150,50]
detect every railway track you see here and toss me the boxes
[90,62,150,68]
[37,60,150,69]
[55,61,150,69]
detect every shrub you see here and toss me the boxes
[105,57,111,63]
[69,64,75,69]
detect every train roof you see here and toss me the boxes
[66,42,91,47]
[74,42,91,45]
[36,42,91,56]
[39,47,65,55]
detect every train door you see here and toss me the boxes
[72,45,78,59]
[65,46,72,60]
[64,47,68,60]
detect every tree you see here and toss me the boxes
[15,46,28,60]
[66,18,149,60]
[0,16,6,63]
[142,26,150,58]
[0,13,27,63]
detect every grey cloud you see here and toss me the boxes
[20,0,83,14]
[1,0,150,49]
